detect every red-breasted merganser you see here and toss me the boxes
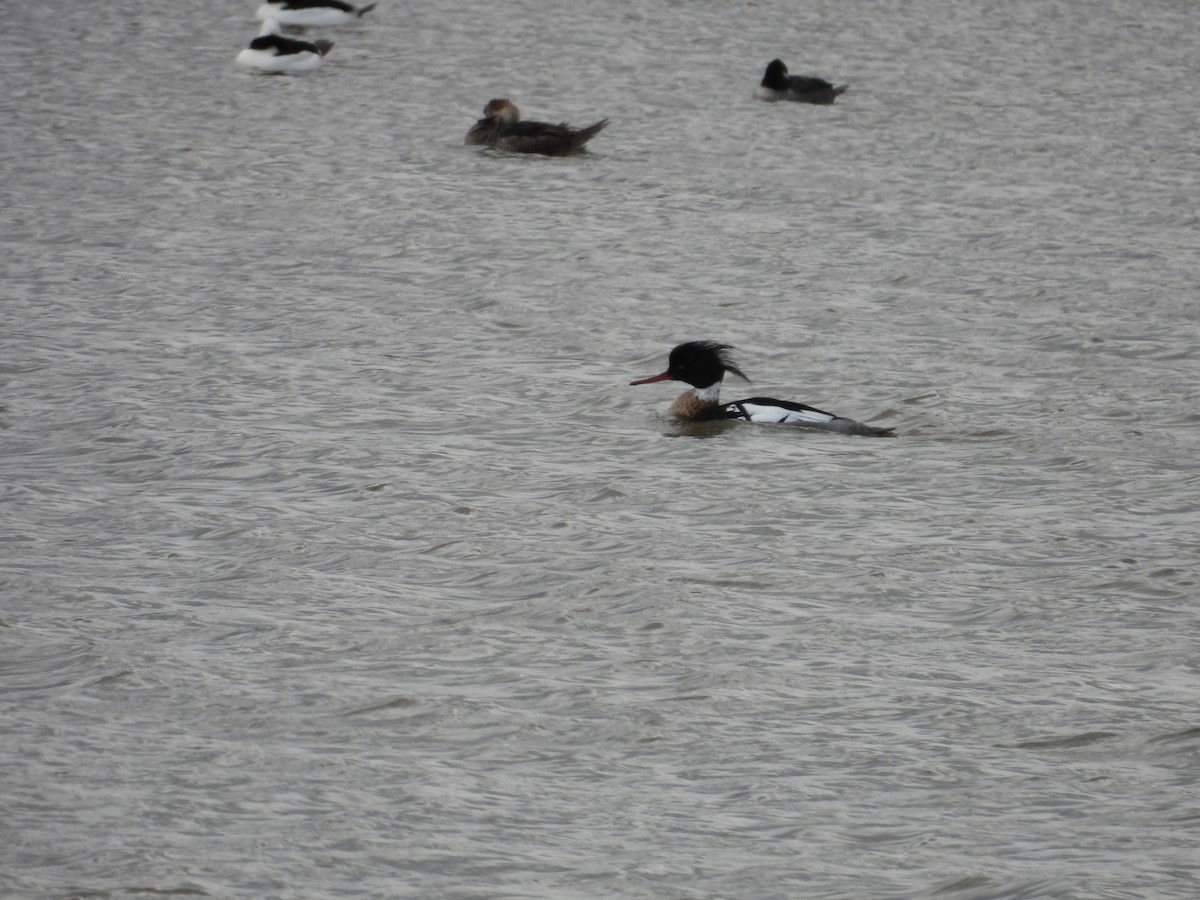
[631,341,894,436]
[255,0,377,27]
[464,99,608,156]
[759,59,847,104]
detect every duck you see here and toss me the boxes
[254,0,377,27]
[759,58,847,104]
[464,99,608,156]
[631,341,894,436]
[236,18,334,73]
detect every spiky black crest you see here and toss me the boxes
[671,341,749,382]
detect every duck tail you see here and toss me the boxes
[313,39,335,56]
[847,419,894,437]
[569,118,608,152]
[357,3,377,16]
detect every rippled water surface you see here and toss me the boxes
[3,1,1199,898]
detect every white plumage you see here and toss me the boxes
[733,402,837,427]
[254,1,377,28]
[235,17,334,74]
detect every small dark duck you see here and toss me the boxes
[759,58,847,104]
[465,99,608,156]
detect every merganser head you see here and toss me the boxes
[761,59,789,89]
[631,341,749,390]
[483,98,520,124]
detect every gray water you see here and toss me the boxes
[3,0,1199,898]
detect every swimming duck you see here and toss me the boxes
[465,99,608,156]
[631,341,893,436]
[236,18,333,73]
[759,58,847,104]
[255,0,377,27]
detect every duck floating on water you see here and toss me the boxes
[465,99,608,156]
[255,0,377,27]
[236,18,334,73]
[759,58,847,104]
[631,341,893,436]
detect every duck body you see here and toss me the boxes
[632,341,893,437]
[236,23,334,73]
[255,0,377,27]
[759,58,847,104]
[465,99,608,156]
